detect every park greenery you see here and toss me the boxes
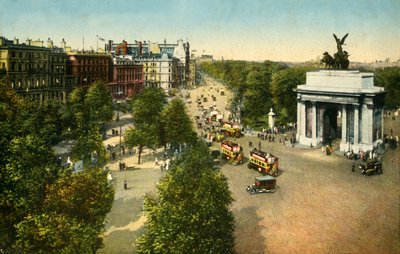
[123,87,235,252]
[0,80,114,253]
[136,140,235,254]
[199,61,400,126]
[124,87,197,163]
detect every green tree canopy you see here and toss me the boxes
[0,79,114,252]
[271,67,312,123]
[131,87,167,126]
[0,135,58,249]
[136,140,235,254]
[124,124,159,164]
[14,212,102,254]
[85,81,114,125]
[161,98,196,149]
[43,168,114,230]
[374,67,400,110]
[70,126,107,168]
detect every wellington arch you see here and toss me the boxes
[296,70,386,152]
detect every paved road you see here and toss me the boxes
[98,77,400,254]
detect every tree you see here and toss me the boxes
[374,67,400,110]
[66,81,113,140]
[124,87,167,163]
[124,124,159,164]
[136,140,235,253]
[271,67,312,123]
[43,168,114,231]
[161,98,196,150]
[131,87,167,126]
[85,81,113,125]
[0,133,59,250]
[14,212,102,254]
[12,167,114,253]
[0,79,114,253]
[70,126,107,168]
[242,64,276,124]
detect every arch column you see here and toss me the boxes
[296,99,301,140]
[354,105,359,146]
[300,101,306,140]
[311,101,317,146]
[341,105,347,143]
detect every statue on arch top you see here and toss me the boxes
[320,33,350,70]
[333,33,348,53]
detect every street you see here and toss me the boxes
[98,76,400,254]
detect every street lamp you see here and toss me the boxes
[114,99,123,159]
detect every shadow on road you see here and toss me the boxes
[234,206,267,254]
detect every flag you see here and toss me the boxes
[97,35,105,41]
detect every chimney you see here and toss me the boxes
[61,38,66,49]
[13,37,19,45]
[108,40,113,53]
[26,38,32,45]
[47,37,53,48]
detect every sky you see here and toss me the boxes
[0,0,399,62]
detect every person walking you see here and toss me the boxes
[352,162,355,172]
[123,180,128,190]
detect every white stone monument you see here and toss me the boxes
[296,70,385,152]
[268,108,276,129]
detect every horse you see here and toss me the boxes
[320,52,334,69]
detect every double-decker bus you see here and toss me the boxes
[221,140,244,165]
[247,149,279,176]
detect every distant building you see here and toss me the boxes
[66,52,111,87]
[189,58,197,87]
[107,39,191,91]
[197,54,213,63]
[137,53,180,91]
[0,36,70,102]
[109,55,144,100]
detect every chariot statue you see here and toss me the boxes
[320,33,350,70]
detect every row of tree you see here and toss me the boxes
[0,80,115,253]
[199,61,400,125]
[124,87,236,253]
[124,87,196,164]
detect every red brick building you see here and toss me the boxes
[66,52,111,87]
[109,56,144,99]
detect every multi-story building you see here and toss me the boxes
[108,39,191,91]
[137,53,180,91]
[0,36,70,102]
[66,52,111,87]
[188,58,196,88]
[109,55,144,100]
[47,38,69,101]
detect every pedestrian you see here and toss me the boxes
[123,180,128,190]
[258,141,261,150]
[352,162,355,172]
[119,159,123,171]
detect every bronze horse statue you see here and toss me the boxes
[333,50,350,69]
[320,33,351,70]
[321,52,334,69]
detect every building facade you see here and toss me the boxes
[296,70,386,152]
[108,39,190,91]
[109,55,144,99]
[66,52,111,87]
[0,36,70,102]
